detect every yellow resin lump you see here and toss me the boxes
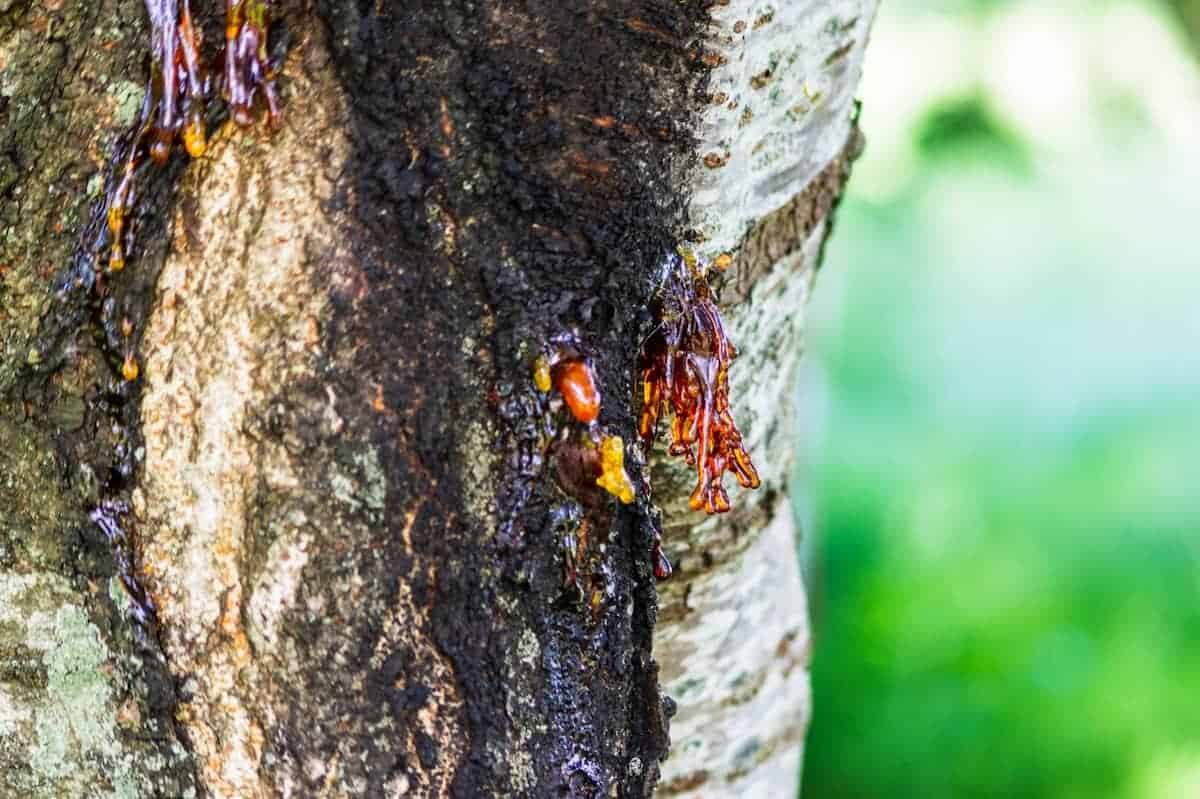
[596,435,635,504]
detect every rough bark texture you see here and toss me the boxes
[1,1,874,797]
[2,2,197,795]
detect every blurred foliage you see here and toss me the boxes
[1166,0,1200,51]
[913,93,1032,172]
[798,1,1200,797]
[801,350,1200,797]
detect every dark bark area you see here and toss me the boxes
[249,1,710,793]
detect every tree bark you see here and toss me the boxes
[0,1,874,797]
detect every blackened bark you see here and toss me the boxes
[243,1,707,793]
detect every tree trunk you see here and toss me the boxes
[0,1,874,797]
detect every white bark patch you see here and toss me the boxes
[137,96,321,788]
[655,226,825,798]
[246,528,312,653]
[136,47,363,799]
[689,0,878,260]
[726,232,823,494]
[0,684,29,737]
[657,505,811,797]
[656,2,877,794]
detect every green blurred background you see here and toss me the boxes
[798,1,1200,797]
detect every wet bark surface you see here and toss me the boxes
[1,1,875,796]
[1,1,196,795]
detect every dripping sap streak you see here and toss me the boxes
[90,501,158,632]
[225,0,283,128]
[105,0,281,299]
[75,3,282,645]
[639,250,761,515]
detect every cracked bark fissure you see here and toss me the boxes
[0,1,875,797]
